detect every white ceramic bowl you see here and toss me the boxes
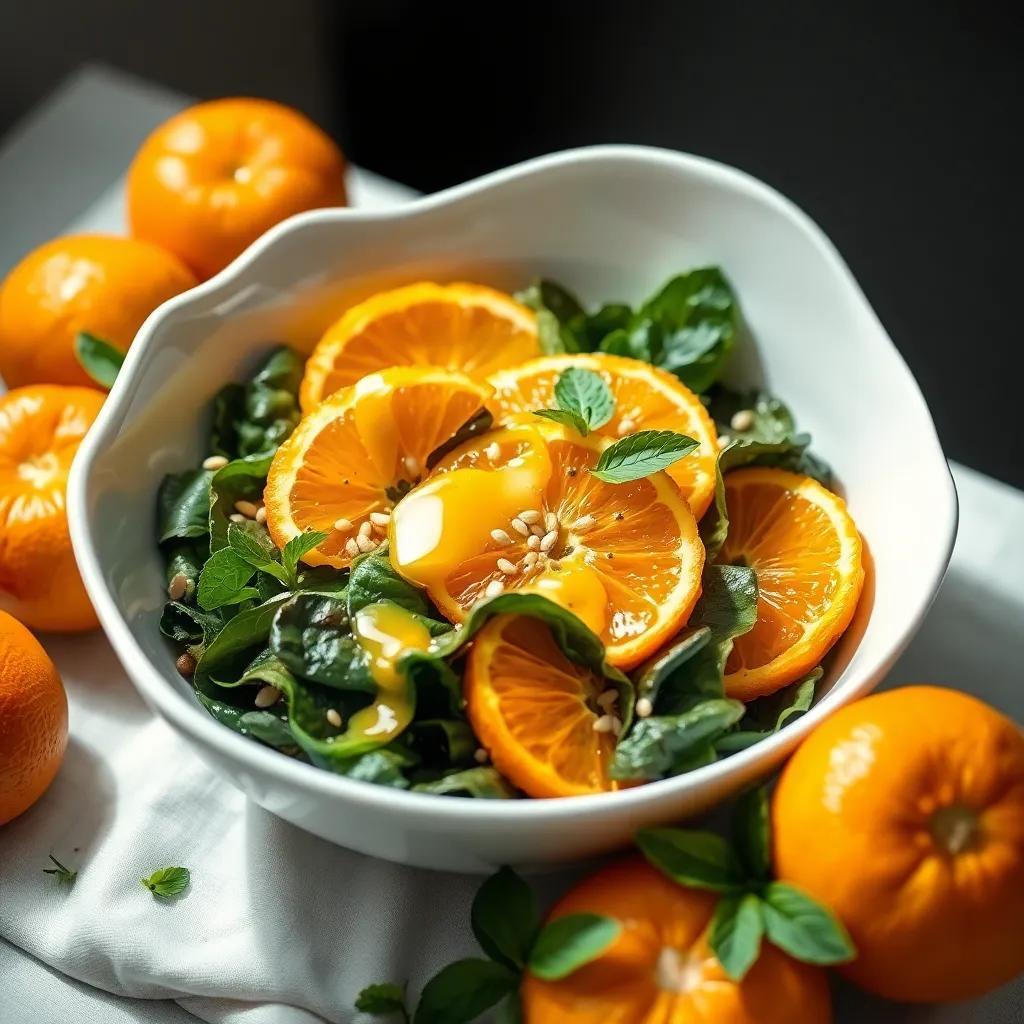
[68,146,957,873]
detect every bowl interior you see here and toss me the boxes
[72,147,955,811]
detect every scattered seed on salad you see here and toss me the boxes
[490,528,513,545]
[325,708,342,728]
[574,514,596,531]
[358,521,373,539]
[730,409,755,432]
[519,509,541,525]
[202,455,228,471]
[592,714,615,734]
[334,517,353,533]
[496,557,518,575]
[510,517,530,537]
[618,417,636,434]
[229,513,246,523]
[356,535,377,554]
[234,499,260,519]
[167,572,189,601]
[484,441,500,460]
[345,538,360,558]
[717,434,730,449]
[474,748,489,764]
[613,511,625,521]
[635,697,653,718]
[540,531,558,552]
[611,716,623,736]
[597,689,618,710]
[403,455,421,477]
[484,579,504,598]
[369,511,391,526]
[175,652,196,677]
[254,685,281,708]
[523,550,539,568]
[255,506,267,524]
[544,511,558,532]
[527,534,541,551]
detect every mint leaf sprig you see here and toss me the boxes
[591,430,699,484]
[42,854,78,887]
[356,865,619,1023]
[637,786,855,980]
[534,367,614,437]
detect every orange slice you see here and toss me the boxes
[464,613,623,798]
[264,367,491,568]
[718,467,864,700]
[299,282,540,411]
[486,353,720,518]
[388,421,705,669]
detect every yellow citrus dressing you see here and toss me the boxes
[350,373,404,483]
[519,557,608,635]
[346,601,433,743]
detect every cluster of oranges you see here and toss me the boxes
[0,98,349,825]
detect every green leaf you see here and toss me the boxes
[355,982,409,1018]
[347,549,440,622]
[494,993,523,1024]
[281,529,329,582]
[157,469,213,543]
[591,430,698,483]
[236,709,295,749]
[636,828,746,893]
[693,565,758,644]
[760,882,856,965]
[631,628,712,708]
[610,698,743,782]
[412,958,518,1024]
[654,637,730,714]
[74,331,124,388]
[554,366,614,431]
[533,407,590,436]
[471,867,539,970]
[709,893,764,981]
[208,452,275,552]
[42,854,78,887]
[527,913,621,981]
[193,595,290,689]
[197,547,258,610]
[733,786,772,880]
[407,719,477,768]
[516,279,585,324]
[744,669,823,733]
[159,601,224,649]
[411,767,517,799]
[140,865,190,900]
[226,523,291,584]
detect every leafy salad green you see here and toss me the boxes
[156,268,833,797]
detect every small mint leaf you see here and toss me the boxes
[636,827,746,893]
[709,893,764,980]
[534,408,590,436]
[761,882,856,965]
[197,547,257,610]
[74,332,124,388]
[141,865,190,900]
[527,913,621,980]
[553,366,615,431]
[591,430,699,483]
[282,529,329,581]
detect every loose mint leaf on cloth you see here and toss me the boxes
[411,767,517,799]
[760,882,856,964]
[208,452,275,552]
[636,828,746,893]
[527,913,622,981]
[553,366,614,431]
[157,468,214,543]
[471,867,539,970]
[412,958,518,1024]
[141,866,190,901]
[74,332,124,388]
[591,430,698,483]
[710,893,764,981]
[42,854,77,887]
[197,547,259,611]
[355,982,409,1019]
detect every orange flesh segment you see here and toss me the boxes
[300,282,540,411]
[487,353,720,518]
[718,467,864,700]
[389,422,704,669]
[465,614,617,797]
[264,367,490,568]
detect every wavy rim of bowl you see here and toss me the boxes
[68,144,958,822]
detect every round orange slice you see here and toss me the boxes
[486,353,720,518]
[299,282,540,411]
[465,613,622,798]
[264,367,491,568]
[718,467,864,700]
[388,421,705,669]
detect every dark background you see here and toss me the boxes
[1,0,1021,486]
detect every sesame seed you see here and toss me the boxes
[167,572,189,602]
[175,652,196,677]
[510,517,530,536]
[334,517,354,533]
[614,511,625,521]
[370,511,391,525]
[255,506,267,524]
[540,531,558,552]
[597,689,618,709]
[730,409,755,432]
[544,511,558,532]
[345,538,360,558]
[484,442,501,460]
[496,557,518,575]
[611,716,623,736]
[358,521,373,539]
[566,466,578,477]
[519,509,541,525]
[229,513,246,523]
[523,551,539,567]
[326,708,342,728]
[574,514,596,530]
[592,714,615,733]
[356,534,377,554]
[235,499,260,518]
[403,455,421,477]
[254,685,282,708]
[606,552,615,559]
[484,579,505,598]
[490,528,513,545]
[530,523,546,537]
[202,455,229,471]
[474,748,490,764]
[527,534,541,550]
[636,697,654,718]
[618,417,636,434]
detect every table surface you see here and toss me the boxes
[0,65,1021,1024]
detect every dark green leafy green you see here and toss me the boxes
[193,595,290,688]
[733,786,771,880]
[527,914,621,981]
[74,331,124,388]
[197,546,259,610]
[760,882,856,965]
[693,565,758,644]
[412,958,518,1024]
[412,768,517,799]
[709,893,764,981]
[208,453,275,552]
[160,601,224,650]
[356,982,409,1020]
[157,469,214,543]
[635,828,746,893]
[471,866,539,970]
[591,430,698,484]
[631,629,712,707]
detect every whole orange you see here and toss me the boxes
[0,234,196,390]
[0,385,104,632]
[521,858,832,1023]
[0,610,67,824]
[127,98,348,279]
[773,685,1024,1003]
